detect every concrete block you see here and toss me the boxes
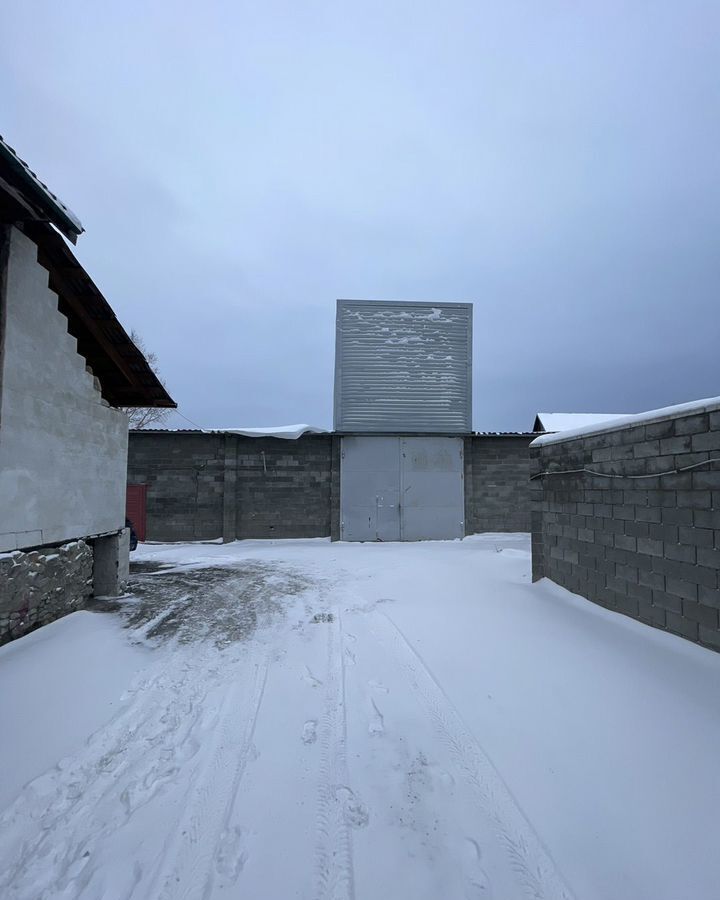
[661,508,693,526]
[637,599,666,628]
[665,612,698,641]
[665,577,698,602]
[682,601,718,628]
[664,543,696,564]
[678,526,714,547]
[697,547,720,570]
[614,534,637,552]
[677,491,711,509]
[698,625,720,650]
[692,432,720,452]
[691,470,720,490]
[639,569,665,591]
[635,506,662,523]
[699,586,720,610]
[694,509,720,529]
[637,537,663,558]
[674,414,709,436]
[93,532,127,597]
[660,436,692,455]
[645,420,675,439]
[652,590,683,613]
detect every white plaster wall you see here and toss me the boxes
[0,227,129,552]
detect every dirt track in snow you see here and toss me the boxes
[0,544,575,900]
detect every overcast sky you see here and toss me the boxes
[3,2,718,431]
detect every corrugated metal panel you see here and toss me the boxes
[340,436,465,541]
[334,299,472,433]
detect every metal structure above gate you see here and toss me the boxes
[334,299,473,433]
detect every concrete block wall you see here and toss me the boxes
[0,227,128,553]
[129,432,533,542]
[235,436,332,538]
[466,436,533,533]
[127,433,226,541]
[128,433,332,542]
[531,404,720,650]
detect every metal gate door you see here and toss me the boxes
[340,437,464,541]
[400,437,465,540]
[340,437,401,541]
[126,484,148,541]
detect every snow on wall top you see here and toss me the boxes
[138,424,328,440]
[531,396,720,447]
[534,412,628,433]
[213,425,328,439]
[334,299,473,433]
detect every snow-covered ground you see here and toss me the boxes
[2,535,720,900]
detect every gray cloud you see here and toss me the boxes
[3,1,718,431]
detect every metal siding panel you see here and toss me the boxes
[334,300,472,432]
[340,436,464,541]
[400,438,465,540]
[340,437,401,541]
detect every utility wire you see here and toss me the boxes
[530,457,720,481]
[173,408,206,431]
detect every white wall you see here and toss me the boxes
[0,227,129,552]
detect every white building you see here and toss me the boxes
[0,136,174,643]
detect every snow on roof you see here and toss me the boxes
[533,413,628,433]
[0,134,83,239]
[531,396,720,447]
[138,424,329,440]
[214,425,328,440]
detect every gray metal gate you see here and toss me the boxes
[340,436,464,541]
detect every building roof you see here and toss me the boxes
[0,136,175,409]
[23,221,176,408]
[0,135,83,243]
[531,396,720,447]
[533,412,628,433]
[131,427,535,438]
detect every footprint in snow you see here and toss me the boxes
[335,786,369,828]
[463,837,492,898]
[215,825,248,882]
[302,720,318,744]
[368,699,385,736]
[302,666,323,688]
[368,679,389,694]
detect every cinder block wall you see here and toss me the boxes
[128,432,534,542]
[128,433,332,541]
[467,436,533,533]
[235,436,332,538]
[531,405,720,650]
[128,433,226,541]
[0,227,128,553]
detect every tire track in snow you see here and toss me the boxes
[369,610,576,900]
[313,610,365,900]
[148,650,270,900]
[0,653,214,900]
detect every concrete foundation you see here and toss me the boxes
[93,530,129,597]
[0,540,94,645]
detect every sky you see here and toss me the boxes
[2,1,719,432]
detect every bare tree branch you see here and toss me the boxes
[121,330,171,430]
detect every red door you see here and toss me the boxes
[126,484,148,541]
